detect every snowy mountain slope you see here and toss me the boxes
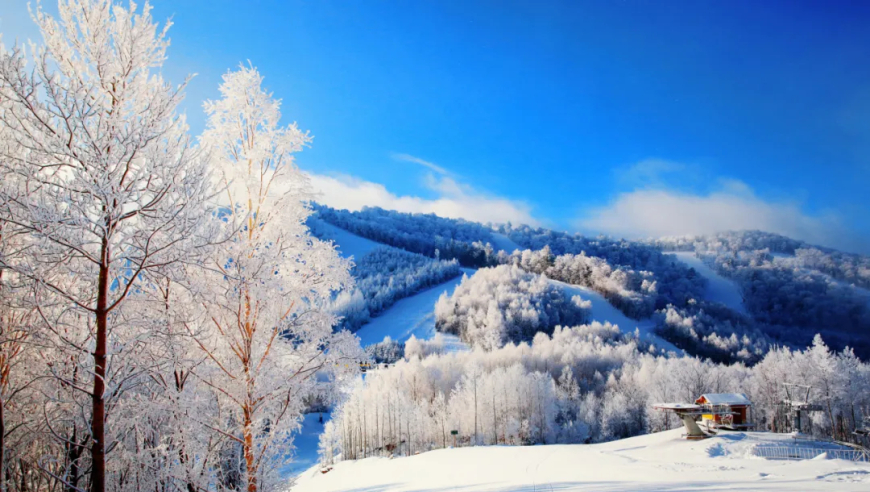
[314,218,714,354]
[816,273,870,309]
[281,412,330,478]
[291,429,870,491]
[672,251,748,315]
[309,217,386,260]
[354,268,474,349]
[490,232,522,253]
[552,279,682,354]
[770,253,870,309]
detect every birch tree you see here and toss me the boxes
[193,64,360,492]
[0,2,211,490]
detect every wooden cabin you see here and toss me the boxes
[694,393,753,430]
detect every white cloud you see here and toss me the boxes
[307,172,540,226]
[617,158,689,188]
[391,153,450,175]
[579,179,866,252]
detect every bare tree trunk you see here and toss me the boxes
[91,241,110,492]
[243,406,256,492]
[492,392,497,445]
[1,394,5,492]
[473,378,478,446]
[0,269,7,492]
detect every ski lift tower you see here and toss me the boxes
[781,383,823,434]
[652,403,709,440]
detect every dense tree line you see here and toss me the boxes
[366,337,406,364]
[647,231,870,359]
[322,328,870,466]
[500,225,706,310]
[718,254,870,356]
[651,230,870,291]
[434,265,591,349]
[312,205,497,267]
[657,245,870,357]
[497,247,660,319]
[650,230,804,255]
[329,246,461,331]
[654,301,771,363]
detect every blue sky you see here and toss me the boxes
[2,1,869,253]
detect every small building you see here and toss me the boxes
[694,393,753,430]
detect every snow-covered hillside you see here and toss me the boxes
[672,251,748,314]
[354,269,473,349]
[310,217,386,260]
[314,218,468,349]
[319,217,673,351]
[281,413,330,477]
[553,280,682,354]
[770,252,870,309]
[490,232,521,253]
[291,429,870,491]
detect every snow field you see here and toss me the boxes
[672,251,748,314]
[490,232,522,253]
[280,412,331,477]
[552,279,683,354]
[291,429,870,491]
[319,220,680,351]
[310,217,387,260]
[354,269,474,349]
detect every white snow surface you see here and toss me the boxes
[672,252,748,315]
[699,393,752,405]
[311,218,386,260]
[281,412,330,477]
[552,280,682,354]
[311,219,467,348]
[354,268,474,350]
[490,232,522,253]
[291,429,870,491]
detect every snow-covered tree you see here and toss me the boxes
[0,2,211,489]
[311,205,497,267]
[435,265,590,349]
[327,246,460,332]
[323,320,870,465]
[191,64,361,492]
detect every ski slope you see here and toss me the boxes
[354,269,473,350]
[291,429,870,491]
[552,280,682,354]
[672,251,748,315]
[310,218,385,260]
[312,220,469,349]
[280,412,330,477]
[490,232,522,253]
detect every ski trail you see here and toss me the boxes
[354,269,473,348]
[671,252,747,315]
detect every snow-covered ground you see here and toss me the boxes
[281,412,330,477]
[312,219,469,348]
[490,232,522,253]
[354,268,474,349]
[552,280,682,354]
[310,218,386,260]
[672,251,748,315]
[291,429,870,491]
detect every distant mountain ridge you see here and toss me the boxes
[310,204,870,360]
